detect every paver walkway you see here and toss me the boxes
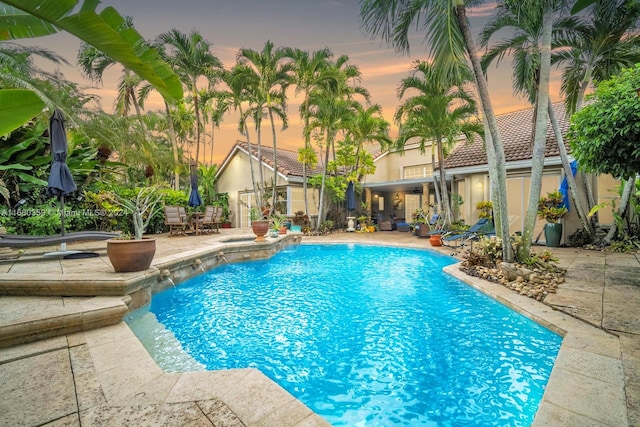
[0,230,638,426]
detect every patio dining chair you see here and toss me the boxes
[212,206,223,233]
[198,206,217,234]
[164,206,189,236]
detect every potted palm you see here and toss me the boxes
[537,190,568,247]
[105,187,163,272]
[271,214,287,235]
[269,215,282,238]
[250,207,269,242]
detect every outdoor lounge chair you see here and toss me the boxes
[441,218,494,248]
[0,231,119,248]
[377,213,393,231]
[164,206,189,236]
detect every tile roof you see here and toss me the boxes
[444,101,570,170]
[235,141,324,178]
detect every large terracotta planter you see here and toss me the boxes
[251,220,270,242]
[106,238,156,272]
[429,234,443,247]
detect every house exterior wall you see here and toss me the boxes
[597,174,620,225]
[216,149,321,228]
[368,144,437,183]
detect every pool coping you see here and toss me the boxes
[444,265,628,426]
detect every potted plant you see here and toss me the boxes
[105,187,163,272]
[270,214,287,235]
[357,214,369,230]
[475,200,493,219]
[250,207,269,242]
[291,210,308,233]
[269,215,282,238]
[537,190,568,247]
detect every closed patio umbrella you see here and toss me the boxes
[345,181,357,232]
[188,162,202,207]
[346,181,356,212]
[46,109,77,254]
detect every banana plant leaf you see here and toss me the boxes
[0,0,182,102]
[0,89,46,135]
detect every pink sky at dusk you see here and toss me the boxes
[23,0,565,165]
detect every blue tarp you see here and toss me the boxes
[559,160,578,211]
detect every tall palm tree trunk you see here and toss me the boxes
[603,177,635,244]
[518,10,552,260]
[548,98,594,237]
[316,135,332,231]
[431,149,442,213]
[575,66,597,211]
[269,109,279,212]
[241,107,260,208]
[256,120,265,208]
[455,5,513,262]
[302,97,311,218]
[163,100,180,190]
[436,136,452,225]
[193,84,202,164]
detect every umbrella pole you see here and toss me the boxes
[60,195,66,252]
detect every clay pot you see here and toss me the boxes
[429,234,443,247]
[251,220,270,242]
[106,238,156,272]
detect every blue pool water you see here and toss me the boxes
[126,244,562,426]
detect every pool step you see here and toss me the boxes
[0,295,130,348]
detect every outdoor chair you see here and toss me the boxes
[441,218,494,248]
[212,206,223,233]
[198,206,217,234]
[377,213,393,231]
[164,206,189,236]
[416,214,443,238]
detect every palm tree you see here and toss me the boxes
[360,0,514,262]
[76,17,145,119]
[480,0,586,258]
[395,60,482,226]
[554,0,640,232]
[285,47,337,218]
[0,42,69,110]
[157,29,223,164]
[219,65,262,205]
[347,103,392,181]
[307,94,356,229]
[555,0,640,114]
[238,41,291,213]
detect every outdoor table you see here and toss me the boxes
[188,212,204,235]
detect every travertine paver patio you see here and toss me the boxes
[0,230,638,426]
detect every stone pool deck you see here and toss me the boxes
[0,230,638,426]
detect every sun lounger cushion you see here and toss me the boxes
[0,231,119,248]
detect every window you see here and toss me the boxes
[403,164,433,179]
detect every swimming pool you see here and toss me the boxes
[126,243,562,426]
